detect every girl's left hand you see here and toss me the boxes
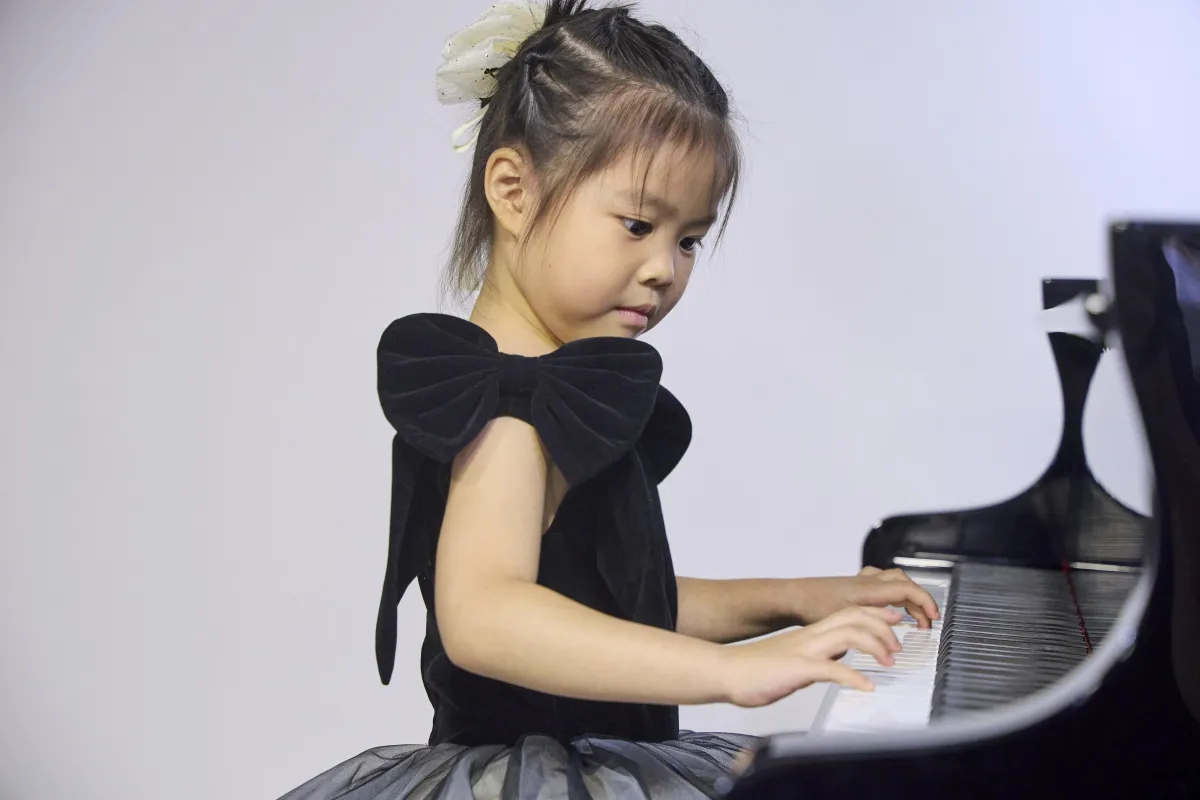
[792,567,941,629]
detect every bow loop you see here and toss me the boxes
[377,314,503,464]
[533,338,664,484]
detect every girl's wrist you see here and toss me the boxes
[708,642,742,705]
[779,577,823,627]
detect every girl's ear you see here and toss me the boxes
[484,147,537,243]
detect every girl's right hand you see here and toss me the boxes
[718,606,904,708]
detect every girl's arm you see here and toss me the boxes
[434,416,905,706]
[675,571,942,645]
[435,416,729,706]
[675,577,800,644]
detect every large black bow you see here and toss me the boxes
[373,313,664,683]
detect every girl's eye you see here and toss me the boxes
[622,218,653,237]
[622,218,704,254]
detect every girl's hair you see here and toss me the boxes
[443,0,743,299]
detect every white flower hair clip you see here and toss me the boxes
[435,1,547,153]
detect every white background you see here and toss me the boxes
[2,1,1197,798]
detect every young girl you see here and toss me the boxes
[283,1,938,797]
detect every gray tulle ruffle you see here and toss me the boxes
[278,730,758,800]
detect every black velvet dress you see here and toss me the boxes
[279,314,756,800]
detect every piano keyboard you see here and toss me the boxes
[811,571,950,733]
[811,564,1139,734]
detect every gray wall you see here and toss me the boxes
[2,1,1197,798]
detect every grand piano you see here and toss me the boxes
[727,221,1200,798]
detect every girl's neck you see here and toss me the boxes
[470,266,563,357]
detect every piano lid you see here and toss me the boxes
[860,282,1149,574]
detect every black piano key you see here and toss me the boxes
[929,562,1137,720]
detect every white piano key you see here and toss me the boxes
[812,571,952,734]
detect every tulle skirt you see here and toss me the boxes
[278,731,758,800]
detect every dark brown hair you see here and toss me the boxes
[442,0,743,298]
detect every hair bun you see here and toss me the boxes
[542,0,592,29]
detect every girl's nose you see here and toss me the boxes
[639,250,676,287]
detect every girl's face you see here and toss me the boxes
[514,143,723,343]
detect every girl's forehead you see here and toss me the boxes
[597,144,724,197]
